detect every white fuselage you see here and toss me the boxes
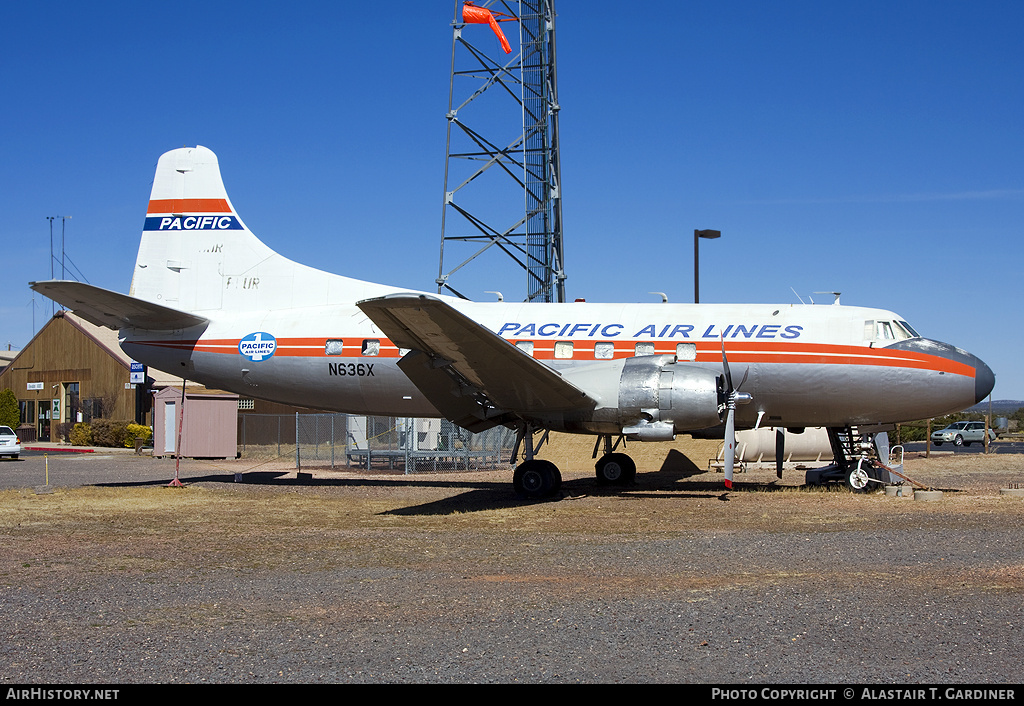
[121,296,984,431]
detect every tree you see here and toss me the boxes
[1010,407,1024,431]
[0,388,19,429]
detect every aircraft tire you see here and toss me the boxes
[513,460,560,499]
[844,464,876,493]
[595,453,636,485]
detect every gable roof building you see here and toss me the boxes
[0,311,197,442]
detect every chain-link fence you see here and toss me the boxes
[239,413,516,474]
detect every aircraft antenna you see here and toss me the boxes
[437,1,566,303]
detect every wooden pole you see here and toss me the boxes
[169,379,186,487]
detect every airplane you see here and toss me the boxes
[31,145,995,498]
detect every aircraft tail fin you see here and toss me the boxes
[130,146,392,315]
[130,145,276,313]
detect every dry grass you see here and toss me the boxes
[2,450,1022,577]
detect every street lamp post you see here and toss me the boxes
[694,229,721,303]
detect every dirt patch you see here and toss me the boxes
[2,443,1022,683]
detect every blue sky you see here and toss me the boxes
[3,1,1022,400]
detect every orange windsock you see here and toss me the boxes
[462,2,512,54]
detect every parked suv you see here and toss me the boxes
[0,426,21,459]
[930,420,996,447]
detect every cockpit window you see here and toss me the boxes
[896,320,920,338]
[865,319,918,342]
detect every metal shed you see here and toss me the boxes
[154,387,238,459]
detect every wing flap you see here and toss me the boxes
[357,294,596,421]
[397,350,508,433]
[30,280,209,331]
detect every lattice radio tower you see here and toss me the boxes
[437,0,566,303]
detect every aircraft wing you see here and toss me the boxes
[357,293,596,430]
[29,280,209,331]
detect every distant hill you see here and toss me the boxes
[967,400,1023,415]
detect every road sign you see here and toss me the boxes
[130,361,145,385]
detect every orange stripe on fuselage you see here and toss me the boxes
[147,198,232,214]
[132,338,977,378]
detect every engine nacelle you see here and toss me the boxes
[616,355,723,439]
[551,355,724,437]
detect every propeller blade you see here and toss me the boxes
[724,406,736,490]
[775,428,785,479]
[720,334,748,392]
[721,336,733,392]
[720,334,752,490]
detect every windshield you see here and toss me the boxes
[865,319,919,342]
[895,320,920,338]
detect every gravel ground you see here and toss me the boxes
[1,446,1022,684]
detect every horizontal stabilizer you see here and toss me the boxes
[30,280,209,331]
[357,294,596,421]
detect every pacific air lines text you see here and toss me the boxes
[496,323,804,340]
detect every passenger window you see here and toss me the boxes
[635,342,654,356]
[554,341,574,359]
[516,341,535,357]
[325,339,345,356]
[361,339,380,356]
[594,342,615,359]
[676,343,696,361]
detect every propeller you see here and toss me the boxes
[720,337,752,490]
[776,428,785,479]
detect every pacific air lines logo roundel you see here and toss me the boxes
[239,332,277,362]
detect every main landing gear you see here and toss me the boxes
[511,428,638,500]
[511,424,562,500]
[593,434,636,486]
[512,459,562,498]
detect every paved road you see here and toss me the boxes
[902,440,1024,455]
[0,447,251,490]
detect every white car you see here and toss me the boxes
[0,425,21,459]
[930,420,996,447]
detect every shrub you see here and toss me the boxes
[90,419,131,448]
[124,423,153,448]
[0,388,18,429]
[70,422,93,447]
